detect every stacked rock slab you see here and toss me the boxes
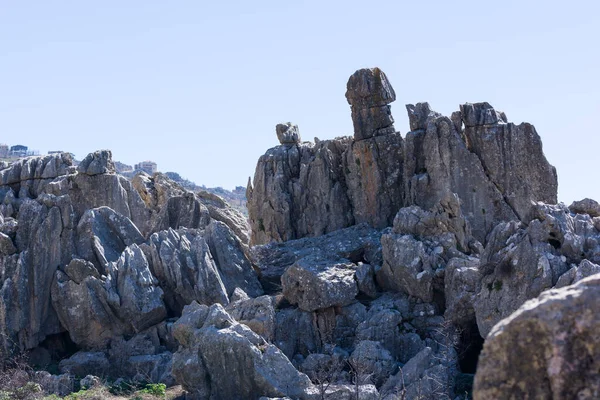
[248,67,558,245]
[345,67,396,140]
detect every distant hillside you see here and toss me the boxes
[164,171,248,216]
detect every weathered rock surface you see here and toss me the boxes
[474,202,600,336]
[251,224,382,293]
[346,67,396,140]
[249,72,557,246]
[569,197,600,217]
[143,228,229,313]
[276,122,301,145]
[51,244,166,349]
[461,102,558,220]
[172,302,315,400]
[474,274,600,400]
[281,256,358,312]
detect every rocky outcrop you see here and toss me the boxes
[474,202,600,336]
[276,122,301,145]
[248,69,557,245]
[460,102,558,220]
[51,244,166,349]
[474,274,600,399]
[345,67,396,140]
[0,148,256,361]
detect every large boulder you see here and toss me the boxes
[474,274,600,399]
[281,256,358,312]
[172,302,315,400]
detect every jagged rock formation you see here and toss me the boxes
[0,149,255,387]
[247,69,557,246]
[0,67,596,400]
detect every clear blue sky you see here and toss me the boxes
[1,1,598,203]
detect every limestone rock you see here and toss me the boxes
[58,351,110,377]
[459,102,507,127]
[346,68,396,140]
[51,245,166,349]
[172,303,315,399]
[226,294,276,342]
[461,103,557,220]
[474,274,600,399]
[247,138,354,245]
[77,150,115,176]
[349,341,395,387]
[569,197,600,217]
[474,202,600,336]
[205,220,263,298]
[403,106,517,242]
[34,372,75,397]
[406,102,442,131]
[197,189,250,244]
[281,256,358,312]
[251,224,382,293]
[276,122,301,145]
[0,152,73,198]
[144,228,229,313]
[444,257,481,326]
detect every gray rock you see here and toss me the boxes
[459,102,507,127]
[274,307,319,359]
[0,232,16,255]
[281,256,358,312]
[472,202,600,337]
[247,138,354,245]
[569,197,600,217]
[0,152,73,198]
[251,224,382,293]
[34,372,75,397]
[346,67,396,140]
[79,375,101,390]
[172,303,315,400]
[205,220,263,298]
[355,263,378,298]
[276,122,301,145]
[77,150,115,175]
[461,103,557,220]
[52,244,166,349]
[474,274,600,400]
[378,234,435,302]
[403,107,517,242]
[144,228,229,313]
[444,257,481,326]
[227,295,276,342]
[63,258,100,285]
[349,341,395,387]
[58,351,110,377]
[406,102,442,131]
[127,352,175,386]
[197,189,250,244]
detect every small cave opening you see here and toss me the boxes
[28,331,79,370]
[548,232,562,250]
[457,321,485,374]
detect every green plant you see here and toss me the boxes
[138,383,166,397]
